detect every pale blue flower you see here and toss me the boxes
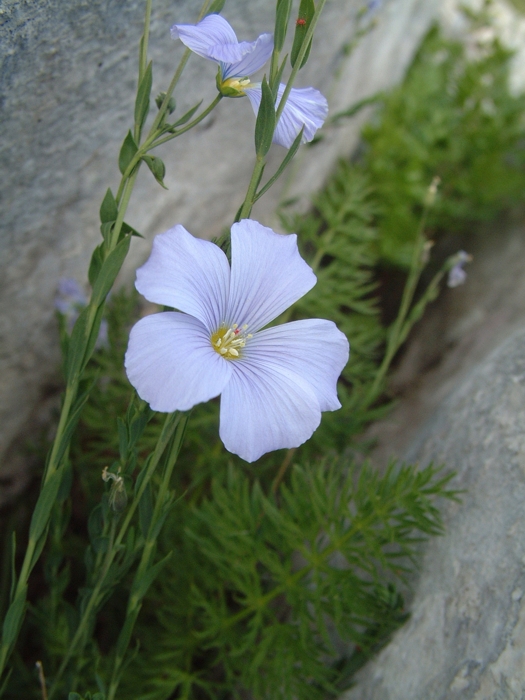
[170,14,328,148]
[54,278,109,347]
[447,250,472,288]
[125,220,349,463]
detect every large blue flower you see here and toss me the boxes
[125,220,349,463]
[171,14,328,148]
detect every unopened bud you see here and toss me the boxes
[425,176,441,207]
[155,92,176,114]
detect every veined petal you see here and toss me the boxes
[226,219,316,332]
[247,319,349,411]
[222,32,273,79]
[220,357,321,462]
[135,225,230,332]
[125,312,232,412]
[171,15,240,63]
[245,84,328,148]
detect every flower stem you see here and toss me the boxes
[238,156,266,221]
[106,414,189,700]
[48,412,183,698]
[150,94,223,149]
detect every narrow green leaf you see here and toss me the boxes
[99,188,118,224]
[134,61,153,131]
[118,131,138,175]
[100,221,113,243]
[207,0,226,14]
[255,128,303,202]
[1,585,26,651]
[0,669,13,699]
[139,482,153,539]
[88,244,104,287]
[142,154,167,189]
[117,418,128,461]
[132,552,172,601]
[290,0,315,68]
[29,470,63,544]
[121,221,144,239]
[274,0,293,52]
[272,55,288,97]
[90,235,131,308]
[9,532,16,602]
[170,100,202,128]
[255,77,276,156]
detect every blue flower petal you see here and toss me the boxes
[245,83,328,147]
[219,354,321,462]
[125,312,232,412]
[223,32,273,79]
[135,224,230,333]
[171,14,240,63]
[171,15,272,77]
[247,319,349,412]
[226,219,316,332]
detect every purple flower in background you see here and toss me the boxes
[171,14,328,148]
[54,278,108,348]
[447,251,472,288]
[124,220,349,462]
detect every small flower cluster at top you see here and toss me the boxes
[171,14,328,148]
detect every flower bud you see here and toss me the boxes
[155,92,176,114]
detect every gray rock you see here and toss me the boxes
[0,0,437,491]
[343,326,525,700]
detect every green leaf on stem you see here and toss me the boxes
[131,552,173,602]
[255,127,303,202]
[121,221,144,239]
[1,585,27,650]
[100,222,113,243]
[168,100,203,130]
[255,77,276,156]
[88,244,104,287]
[274,0,292,52]
[290,0,315,69]
[142,155,167,189]
[118,131,139,175]
[99,188,118,224]
[139,482,153,539]
[91,235,131,308]
[207,0,226,14]
[135,61,153,131]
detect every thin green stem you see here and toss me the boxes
[48,412,182,698]
[106,415,189,700]
[238,156,265,221]
[150,94,223,149]
[139,0,153,82]
[275,0,328,124]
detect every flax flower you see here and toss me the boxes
[125,220,349,462]
[170,14,328,148]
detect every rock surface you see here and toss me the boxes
[0,0,438,488]
[343,326,525,699]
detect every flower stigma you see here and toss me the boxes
[211,323,252,359]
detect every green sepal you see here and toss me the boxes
[274,0,293,52]
[99,188,118,224]
[254,77,276,156]
[88,244,104,287]
[207,0,226,14]
[134,60,152,131]
[118,131,139,175]
[291,0,315,68]
[142,154,167,189]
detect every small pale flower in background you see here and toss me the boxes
[54,277,109,347]
[125,220,349,463]
[447,250,472,288]
[171,14,328,148]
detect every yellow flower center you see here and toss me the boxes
[218,77,252,97]
[211,324,252,359]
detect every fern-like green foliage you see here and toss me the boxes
[123,460,456,700]
[360,25,525,267]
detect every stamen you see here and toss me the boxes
[211,323,251,360]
